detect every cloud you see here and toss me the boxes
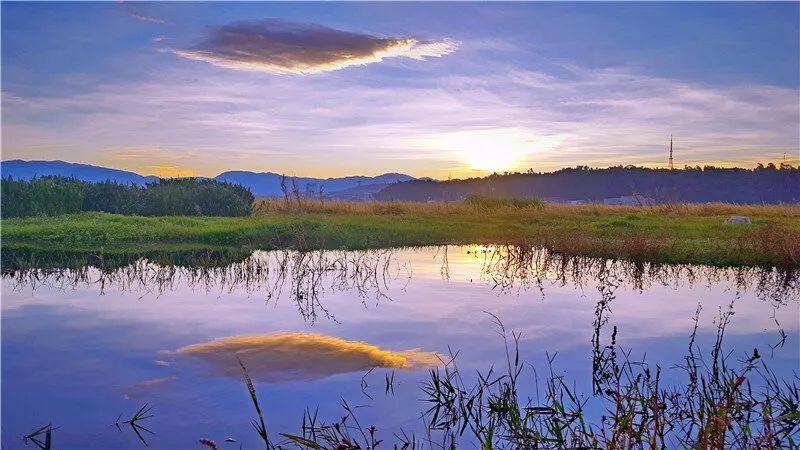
[175,333,440,382]
[3,64,797,177]
[129,12,166,25]
[119,2,167,25]
[174,19,458,74]
[123,376,176,399]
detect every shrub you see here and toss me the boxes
[1,176,86,217]
[0,176,253,218]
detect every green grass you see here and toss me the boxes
[2,206,799,268]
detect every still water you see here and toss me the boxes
[2,246,798,448]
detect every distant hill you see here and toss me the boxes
[0,160,415,199]
[215,171,415,197]
[374,165,800,205]
[0,160,158,185]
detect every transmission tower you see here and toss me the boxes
[668,135,674,170]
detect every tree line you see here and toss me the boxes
[374,164,800,204]
[1,176,254,218]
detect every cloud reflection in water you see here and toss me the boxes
[176,333,440,382]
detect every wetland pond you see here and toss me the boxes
[2,245,798,448]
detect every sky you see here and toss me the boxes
[2,2,799,179]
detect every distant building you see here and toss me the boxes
[328,191,374,201]
[602,195,655,206]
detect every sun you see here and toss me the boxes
[428,128,537,173]
[419,128,563,175]
[465,147,521,172]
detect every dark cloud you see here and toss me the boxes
[176,333,440,382]
[175,19,457,74]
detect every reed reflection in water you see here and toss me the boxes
[4,244,798,315]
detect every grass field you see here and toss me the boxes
[2,199,799,268]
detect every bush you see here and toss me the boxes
[463,194,544,210]
[1,176,253,218]
[1,176,86,217]
[137,178,253,216]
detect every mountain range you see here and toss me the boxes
[0,160,416,199]
[1,160,159,185]
[216,170,415,197]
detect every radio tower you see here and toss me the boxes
[668,135,674,170]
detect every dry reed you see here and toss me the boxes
[254,197,800,218]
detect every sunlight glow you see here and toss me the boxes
[151,165,196,178]
[424,128,562,173]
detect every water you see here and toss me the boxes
[2,245,798,448]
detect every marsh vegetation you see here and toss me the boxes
[4,197,799,267]
[237,311,799,449]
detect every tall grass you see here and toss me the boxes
[254,196,800,218]
[254,194,547,216]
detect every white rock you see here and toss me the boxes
[724,215,752,224]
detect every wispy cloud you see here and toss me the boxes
[123,376,176,399]
[3,63,797,177]
[129,12,166,25]
[174,19,458,74]
[119,2,167,25]
[175,333,440,382]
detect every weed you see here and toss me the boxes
[239,357,271,449]
[23,424,53,450]
[115,403,154,446]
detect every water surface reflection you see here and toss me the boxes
[2,245,798,448]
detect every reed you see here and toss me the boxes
[253,197,799,218]
[114,403,155,446]
[23,424,53,450]
[242,312,799,449]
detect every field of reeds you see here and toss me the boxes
[2,196,799,268]
[228,312,799,449]
[254,195,799,218]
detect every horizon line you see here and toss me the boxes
[2,158,798,182]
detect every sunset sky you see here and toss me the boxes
[2,2,798,178]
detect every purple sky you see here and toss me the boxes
[2,2,798,178]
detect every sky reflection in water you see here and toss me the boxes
[2,246,798,449]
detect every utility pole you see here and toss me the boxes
[668,135,674,170]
